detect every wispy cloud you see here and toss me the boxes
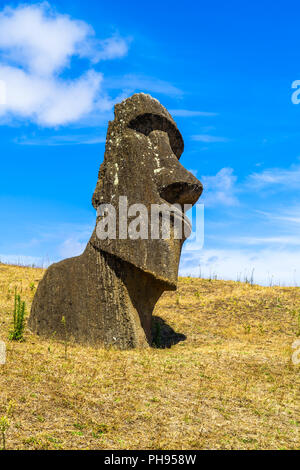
[201,167,239,207]
[192,134,229,143]
[105,74,183,97]
[88,37,130,63]
[0,3,129,126]
[180,247,300,286]
[15,134,106,146]
[256,208,300,225]
[59,237,87,258]
[248,164,300,189]
[169,109,217,117]
[228,236,300,246]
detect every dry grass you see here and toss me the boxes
[0,263,299,450]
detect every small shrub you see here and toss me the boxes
[0,416,10,450]
[9,289,26,341]
[296,311,300,337]
[93,423,108,437]
[244,269,255,285]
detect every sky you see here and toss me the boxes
[0,0,300,286]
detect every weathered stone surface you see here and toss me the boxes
[28,93,203,349]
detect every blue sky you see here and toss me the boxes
[0,0,300,285]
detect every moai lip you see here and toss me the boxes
[28,93,203,349]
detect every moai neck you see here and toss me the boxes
[83,239,167,348]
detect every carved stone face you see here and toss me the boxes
[90,93,203,289]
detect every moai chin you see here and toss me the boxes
[28,93,203,349]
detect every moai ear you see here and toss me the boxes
[89,93,202,289]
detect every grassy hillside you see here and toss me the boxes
[0,263,299,450]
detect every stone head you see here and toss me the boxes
[90,93,203,288]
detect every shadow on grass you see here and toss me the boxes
[151,316,186,349]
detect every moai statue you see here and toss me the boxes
[28,93,203,349]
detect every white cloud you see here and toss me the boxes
[201,167,239,207]
[59,237,86,258]
[256,209,300,225]
[180,247,300,286]
[92,37,129,62]
[228,236,300,246]
[272,215,300,224]
[0,65,103,125]
[105,74,183,97]
[0,3,129,126]
[0,3,93,75]
[192,134,229,143]
[14,133,106,146]
[169,109,217,117]
[248,164,300,189]
[54,223,92,258]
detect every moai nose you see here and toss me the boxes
[159,180,203,206]
[147,129,203,206]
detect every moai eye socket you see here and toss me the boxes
[128,113,184,159]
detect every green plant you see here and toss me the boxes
[9,289,26,341]
[244,269,255,285]
[29,282,35,292]
[73,422,85,430]
[296,311,300,337]
[92,423,108,438]
[0,416,10,450]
